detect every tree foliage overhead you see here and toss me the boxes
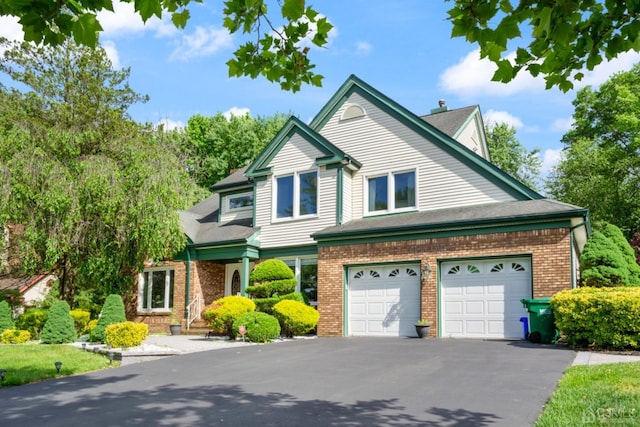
[0,0,332,92]
[484,122,541,190]
[447,0,640,91]
[2,1,637,92]
[0,39,203,304]
[174,112,287,189]
[546,63,640,238]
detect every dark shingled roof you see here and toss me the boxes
[179,194,256,245]
[421,105,479,138]
[210,165,251,191]
[313,199,587,239]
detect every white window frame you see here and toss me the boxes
[224,191,254,213]
[364,168,417,216]
[138,267,174,312]
[272,169,319,221]
[281,256,318,306]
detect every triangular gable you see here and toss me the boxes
[246,116,361,178]
[309,74,542,201]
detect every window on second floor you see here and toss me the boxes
[227,192,253,211]
[366,170,416,214]
[275,170,318,220]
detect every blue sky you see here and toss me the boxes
[2,1,639,176]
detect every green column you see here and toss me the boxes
[241,256,250,295]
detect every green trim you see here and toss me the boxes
[210,181,252,192]
[342,265,348,336]
[452,106,479,139]
[260,245,317,259]
[438,253,532,264]
[308,74,542,200]
[436,263,441,337]
[570,227,576,288]
[184,246,192,320]
[345,259,421,269]
[316,219,574,247]
[246,116,361,177]
[191,244,260,261]
[336,167,343,225]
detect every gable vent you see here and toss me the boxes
[341,104,366,121]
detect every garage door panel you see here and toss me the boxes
[442,258,531,339]
[348,264,420,337]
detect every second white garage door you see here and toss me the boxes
[348,264,420,337]
[441,258,531,339]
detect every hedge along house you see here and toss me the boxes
[137,75,590,338]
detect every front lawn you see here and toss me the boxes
[536,362,640,426]
[0,343,119,387]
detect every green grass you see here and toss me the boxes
[536,362,640,426]
[0,343,119,387]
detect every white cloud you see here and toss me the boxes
[484,110,524,129]
[355,41,372,56]
[551,117,573,133]
[157,118,184,130]
[439,49,545,97]
[576,51,640,88]
[223,107,250,119]
[98,1,177,38]
[0,16,23,41]
[169,26,233,61]
[101,40,121,69]
[540,148,563,175]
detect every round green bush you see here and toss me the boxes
[233,312,281,343]
[273,300,319,337]
[249,259,294,284]
[40,300,76,344]
[15,308,48,340]
[105,321,148,348]
[253,291,304,314]
[69,309,91,335]
[90,294,127,342]
[0,300,15,334]
[204,295,256,338]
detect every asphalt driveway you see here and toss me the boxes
[2,338,574,426]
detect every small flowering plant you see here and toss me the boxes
[415,319,431,326]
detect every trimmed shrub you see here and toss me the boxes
[0,300,15,334]
[551,287,640,349]
[105,321,148,348]
[273,300,319,337]
[602,223,640,285]
[253,292,304,314]
[245,279,297,299]
[204,295,255,338]
[86,319,98,333]
[40,300,76,344]
[69,309,91,335]
[90,294,127,343]
[249,259,295,283]
[15,308,48,340]
[580,231,631,287]
[248,259,300,313]
[0,329,31,344]
[233,312,281,343]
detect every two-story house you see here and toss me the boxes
[135,75,589,339]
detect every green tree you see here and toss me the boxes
[546,64,640,238]
[601,223,640,285]
[40,300,76,344]
[580,231,631,287]
[3,1,637,92]
[90,294,127,342]
[485,122,541,190]
[0,300,15,334]
[0,40,204,304]
[179,112,287,189]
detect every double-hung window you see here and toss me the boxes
[367,170,416,214]
[138,267,174,312]
[275,170,318,220]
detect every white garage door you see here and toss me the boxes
[441,258,531,339]
[348,264,421,337]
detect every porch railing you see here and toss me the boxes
[186,294,201,330]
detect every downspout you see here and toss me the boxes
[184,245,192,320]
[569,218,590,289]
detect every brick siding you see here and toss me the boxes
[317,228,572,337]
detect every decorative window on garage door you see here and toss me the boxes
[388,267,418,278]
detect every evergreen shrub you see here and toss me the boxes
[551,287,640,349]
[0,329,31,344]
[90,294,127,342]
[248,259,299,313]
[40,300,76,344]
[204,295,255,338]
[105,321,148,348]
[273,300,319,337]
[233,312,281,343]
[69,309,91,335]
[15,308,48,339]
[253,292,304,314]
[0,300,15,334]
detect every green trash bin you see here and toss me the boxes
[520,297,556,344]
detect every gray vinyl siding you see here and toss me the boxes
[254,134,338,248]
[318,93,515,220]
